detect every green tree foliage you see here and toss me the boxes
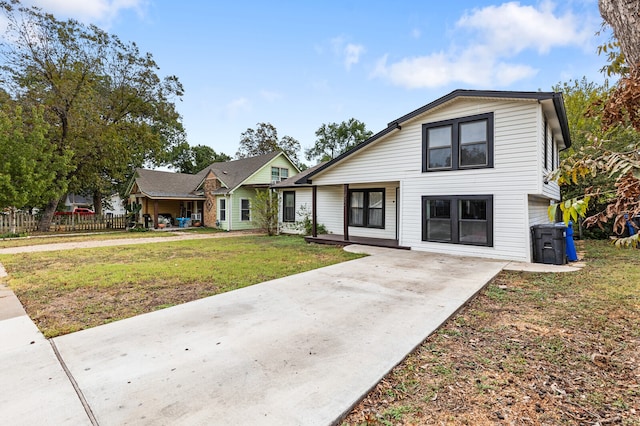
[236,122,301,166]
[169,143,231,174]
[305,118,373,163]
[0,0,185,225]
[548,1,640,247]
[0,103,72,232]
[251,189,279,236]
[550,79,639,238]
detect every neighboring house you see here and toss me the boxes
[60,194,92,212]
[60,193,125,215]
[127,152,299,229]
[274,90,571,263]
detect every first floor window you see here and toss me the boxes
[422,195,493,246]
[219,198,226,221]
[349,189,385,228]
[283,191,295,222]
[241,199,250,221]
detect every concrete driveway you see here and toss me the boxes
[2,245,508,425]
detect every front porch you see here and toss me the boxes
[305,234,410,250]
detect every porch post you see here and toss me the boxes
[312,185,317,237]
[153,200,159,229]
[343,184,349,241]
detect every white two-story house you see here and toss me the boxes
[274,89,570,262]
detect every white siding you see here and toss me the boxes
[278,188,312,234]
[528,196,552,226]
[316,185,344,234]
[540,111,561,200]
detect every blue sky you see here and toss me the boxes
[26,0,607,165]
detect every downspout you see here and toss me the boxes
[227,194,232,231]
[343,184,349,241]
[312,185,317,237]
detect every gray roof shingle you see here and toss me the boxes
[132,152,283,198]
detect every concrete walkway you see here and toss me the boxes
[0,241,580,425]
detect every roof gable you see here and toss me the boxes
[300,89,571,183]
[196,151,299,193]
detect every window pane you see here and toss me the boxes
[460,120,486,143]
[428,126,451,147]
[460,142,486,166]
[284,193,294,208]
[281,168,288,179]
[428,147,451,169]
[459,221,487,244]
[459,199,486,220]
[241,199,249,210]
[428,220,451,241]
[428,200,450,219]
[271,167,279,180]
[368,208,382,227]
[350,192,364,208]
[350,208,364,225]
[368,191,383,208]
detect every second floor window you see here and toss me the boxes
[271,167,289,182]
[423,112,494,172]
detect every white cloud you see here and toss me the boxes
[225,97,251,119]
[456,1,591,55]
[331,36,365,70]
[344,43,365,70]
[25,0,147,25]
[259,90,283,102]
[373,1,591,89]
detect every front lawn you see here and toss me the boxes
[0,235,363,337]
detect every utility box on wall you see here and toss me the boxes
[531,223,567,265]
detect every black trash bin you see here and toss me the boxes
[531,223,567,265]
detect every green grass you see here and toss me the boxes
[0,235,364,337]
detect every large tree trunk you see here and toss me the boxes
[93,192,103,216]
[37,198,59,232]
[599,0,640,69]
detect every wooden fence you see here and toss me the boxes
[0,212,128,234]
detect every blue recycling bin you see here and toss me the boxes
[177,217,188,228]
[566,221,578,262]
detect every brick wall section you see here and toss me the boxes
[203,172,220,227]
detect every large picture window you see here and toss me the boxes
[240,199,250,221]
[423,112,494,172]
[422,195,493,246]
[349,189,385,228]
[283,191,295,222]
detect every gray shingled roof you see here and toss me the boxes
[196,151,281,192]
[132,152,283,199]
[133,169,204,199]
